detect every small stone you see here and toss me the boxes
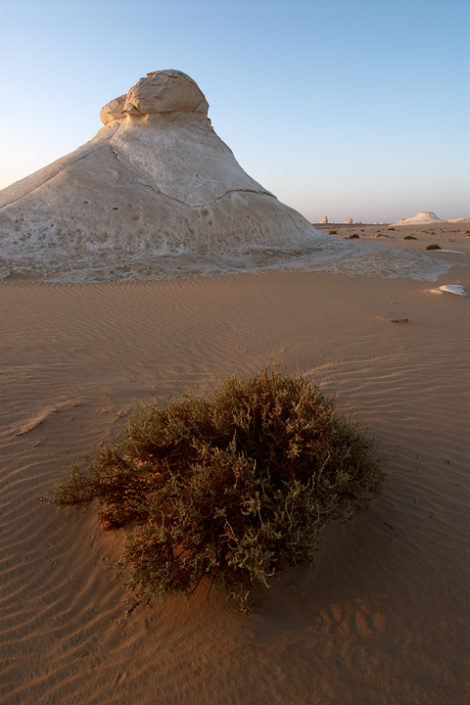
[328,229,337,235]
[347,234,359,239]
[437,284,467,296]
[426,244,441,250]
[390,318,408,323]
[403,235,417,240]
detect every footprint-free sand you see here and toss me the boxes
[1,224,469,704]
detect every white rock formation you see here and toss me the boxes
[320,216,329,224]
[344,218,353,224]
[0,70,452,281]
[393,211,442,226]
[99,70,209,124]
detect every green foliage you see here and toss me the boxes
[44,369,383,611]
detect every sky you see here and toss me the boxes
[0,0,468,223]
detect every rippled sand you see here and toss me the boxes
[1,226,469,704]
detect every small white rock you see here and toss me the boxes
[437,284,467,296]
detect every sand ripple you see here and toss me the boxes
[0,270,468,704]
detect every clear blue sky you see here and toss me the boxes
[1,0,468,222]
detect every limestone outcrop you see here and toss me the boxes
[99,70,208,124]
[393,211,442,225]
[0,71,451,281]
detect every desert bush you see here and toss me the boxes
[44,368,383,611]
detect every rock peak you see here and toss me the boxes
[100,69,209,125]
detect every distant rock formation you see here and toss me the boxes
[393,211,442,226]
[344,218,353,224]
[320,216,329,224]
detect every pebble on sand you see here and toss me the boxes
[437,285,467,296]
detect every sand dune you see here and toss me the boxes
[0,224,469,704]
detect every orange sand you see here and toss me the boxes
[1,224,469,704]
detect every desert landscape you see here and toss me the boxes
[0,70,469,705]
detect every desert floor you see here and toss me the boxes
[1,223,469,704]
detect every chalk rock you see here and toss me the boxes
[99,71,208,124]
[344,218,353,224]
[100,95,131,124]
[393,211,442,226]
[0,70,455,282]
[320,216,329,224]
[437,284,467,296]
[127,70,208,115]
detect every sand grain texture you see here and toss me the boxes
[0,227,469,704]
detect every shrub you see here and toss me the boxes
[44,369,383,611]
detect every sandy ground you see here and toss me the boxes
[1,223,469,704]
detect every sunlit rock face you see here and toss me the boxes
[393,211,443,225]
[0,71,451,281]
[99,70,209,124]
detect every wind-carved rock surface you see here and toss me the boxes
[0,70,451,281]
[100,70,209,124]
